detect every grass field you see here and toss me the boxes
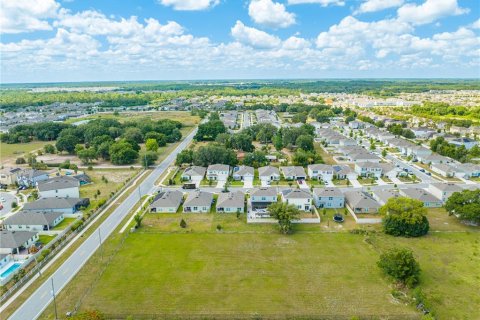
[38,235,56,245]
[52,218,77,230]
[0,140,53,163]
[37,197,479,320]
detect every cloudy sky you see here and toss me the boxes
[1,0,479,83]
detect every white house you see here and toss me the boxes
[430,163,456,178]
[449,137,478,150]
[332,165,358,180]
[183,191,213,213]
[0,167,21,185]
[37,176,80,198]
[281,189,313,212]
[307,164,334,181]
[0,231,39,255]
[400,188,442,208]
[206,164,230,181]
[150,190,183,213]
[428,183,462,202]
[250,188,277,210]
[355,162,383,178]
[258,166,280,182]
[280,166,307,180]
[181,166,206,181]
[216,191,245,213]
[2,211,64,232]
[313,188,344,208]
[232,166,254,181]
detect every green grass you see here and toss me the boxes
[38,235,56,245]
[0,140,54,162]
[52,218,77,230]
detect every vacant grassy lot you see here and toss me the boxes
[80,168,140,210]
[0,140,53,163]
[38,205,479,319]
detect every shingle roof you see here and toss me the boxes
[430,183,462,192]
[308,164,333,171]
[184,191,213,207]
[234,166,254,176]
[345,191,380,209]
[3,211,63,226]
[251,187,277,197]
[280,166,306,177]
[217,191,244,208]
[400,188,440,203]
[0,231,38,249]
[207,164,230,172]
[150,190,183,208]
[23,197,85,211]
[313,188,343,198]
[183,166,206,177]
[281,189,312,199]
[37,176,79,192]
[258,166,280,177]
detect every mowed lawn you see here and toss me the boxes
[0,140,53,163]
[71,233,416,318]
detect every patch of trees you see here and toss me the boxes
[429,137,473,163]
[175,144,238,167]
[387,124,415,139]
[377,248,421,287]
[242,124,278,144]
[1,122,70,143]
[380,197,429,237]
[242,151,268,168]
[410,102,480,120]
[268,202,300,234]
[194,120,226,141]
[215,133,254,152]
[445,189,480,224]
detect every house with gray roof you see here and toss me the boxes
[2,211,64,232]
[150,190,183,213]
[232,166,254,181]
[345,191,381,214]
[313,188,344,208]
[372,189,401,205]
[0,167,21,185]
[348,152,381,163]
[250,188,278,210]
[206,164,230,181]
[216,191,245,213]
[281,189,313,211]
[308,164,334,181]
[22,197,88,215]
[400,188,442,207]
[0,231,39,254]
[280,166,307,180]
[258,166,280,182]
[183,191,213,213]
[37,176,80,198]
[332,165,358,180]
[428,183,462,202]
[430,163,456,178]
[16,169,49,187]
[181,166,206,181]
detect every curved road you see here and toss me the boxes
[7,127,198,320]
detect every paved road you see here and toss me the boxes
[8,127,198,320]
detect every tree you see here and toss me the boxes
[194,120,226,141]
[381,149,387,157]
[230,133,254,152]
[43,144,56,154]
[180,219,187,228]
[445,189,480,224]
[175,149,194,165]
[268,202,300,234]
[273,134,283,151]
[134,214,144,228]
[145,131,167,147]
[243,151,268,168]
[56,135,80,154]
[96,141,113,160]
[377,248,420,287]
[145,139,159,152]
[123,127,144,144]
[256,125,277,144]
[296,135,314,151]
[292,149,321,166]
[16,157,26,164]
[140,151,158,167]
[380,197,429,237]
[109,141,138,165]
[193,144,238,167]
[77,148,97,164]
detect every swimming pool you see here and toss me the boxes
[0,262,21,279]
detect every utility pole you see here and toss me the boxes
[98,228,103,261]
[51,278,58,320]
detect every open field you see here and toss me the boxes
[0,140,53,164]
[38,203,480,319]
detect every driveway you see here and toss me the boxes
[216,179,227,189]
[390,177,403,185]
[348,178,362,188]
[261,180,270,187]
[243,177,254,188]
[0,191,17,218]
[324,180,334,187]
[377,178,388,186]
[191,177,202,188]
[297,180,309,189]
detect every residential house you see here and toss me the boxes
[22,197,88,215]
[428,183,462,202]
[430,163,456,178]
[258,166,280,182]
[37,176,80,198]
[0,230,39,254]
[216,191,245,213]
[348,152,381,163]
[0,167,21,185]
[183,191,213,213]
[16,169,49,187]
[454,163,480,179]
[232,166,254,181]
[419,154,452,165]
[2,211,64,232]
[281,189,313,211]
[332,165,358,180]
[372,189,401,205]
[400,188,442,208]
[449,137,478,150]
[355,162,383,178]
[407,146,432,160]
[206,164,230,181]
[307,164,334,181]
[149,190,183,213]
[280,166,307,180]
[345,191,381,214]
[250,188,278,210]
[411,127,435,139]
[181,166,206,181]
[313,188,344,208]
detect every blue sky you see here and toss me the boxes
[1,0,479,83]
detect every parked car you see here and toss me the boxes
[419,169,425,172]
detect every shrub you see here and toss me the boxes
[377,248,420,287]
[380,198,429,237]
[15,157,26,164]
[180,219,187,228]
[71,219,84,231]
[216,224,222,231]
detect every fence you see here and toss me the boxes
[0,169,145,303]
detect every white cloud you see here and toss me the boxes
[397,0,469,25]
[157,0,219,11]
[287,0,345,7]
[231,20,281,48]
[249,0,295,28]
[355,0,403,14]
[471,19,480,29]
[0,0,60,33]
[282,36,311,50]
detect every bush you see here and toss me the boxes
[380,198,429,237]
[216,224,222,231]
[377,248,420,287]
[180,219,187,228]
[15,157,26,164]
[11,202,17,208]
[71,219,84,231]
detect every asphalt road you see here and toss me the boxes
[8,127,198,320]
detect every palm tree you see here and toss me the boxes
[134,214,144,228]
